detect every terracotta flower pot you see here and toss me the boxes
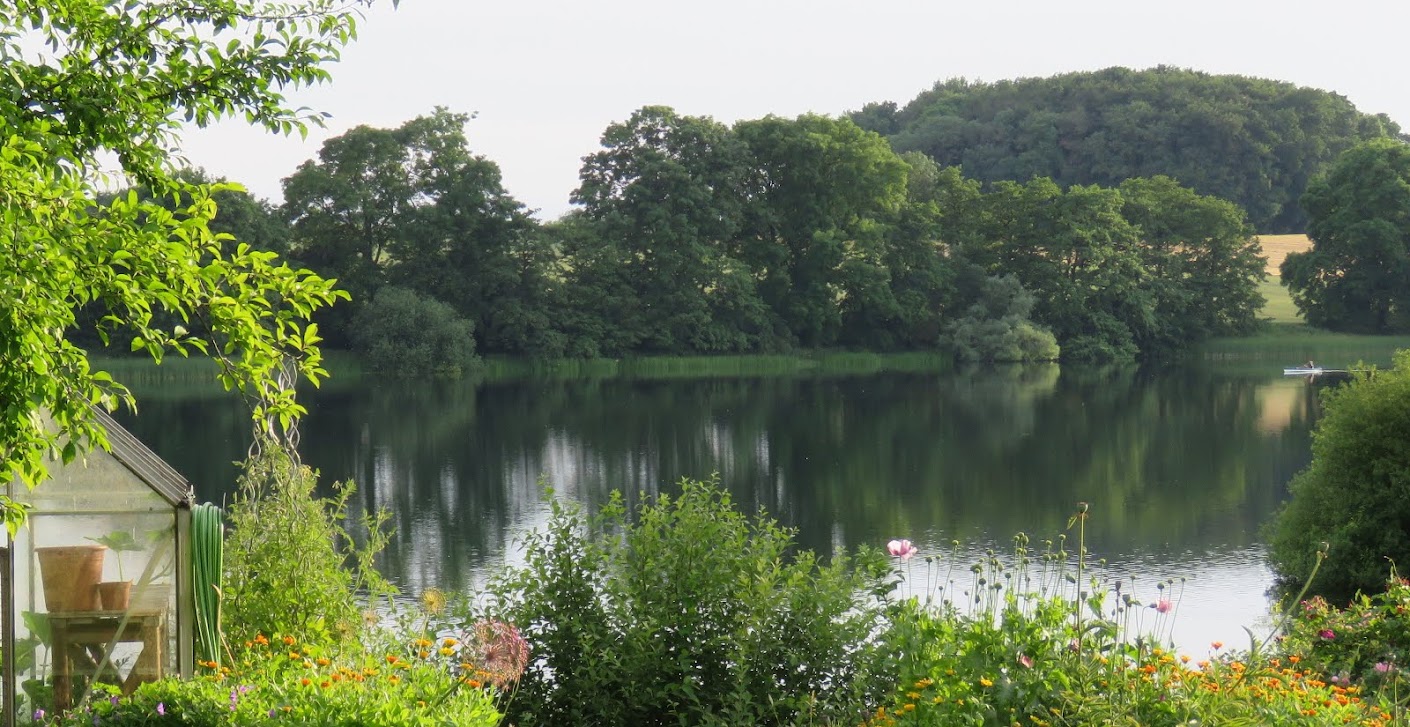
[98,581,133,611]
[36,545,106,612]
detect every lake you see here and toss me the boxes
[110,355,1362,653]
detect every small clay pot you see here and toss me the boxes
[97,581,133,611]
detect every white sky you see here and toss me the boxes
[179,0,1410,220]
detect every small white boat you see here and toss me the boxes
[1283,367,1324,376]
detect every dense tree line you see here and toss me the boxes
[85,106,1267,373]
[850,66,1402,233]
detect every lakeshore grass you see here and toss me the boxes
[478,351,952,382]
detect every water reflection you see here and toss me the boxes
[116,361,1328,650]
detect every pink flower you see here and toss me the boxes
[157,703,165,716]
[1376,661,1392,673]
[1155,598,1172,614]
[1319,629,1336,641]
[887,539,918,560]
[1017,653,1034,669]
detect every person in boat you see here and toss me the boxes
[1305,360,1316,369]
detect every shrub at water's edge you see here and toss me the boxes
[476,477,894,726]
[1266,349,1410,603]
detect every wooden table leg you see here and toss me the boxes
[51,620,71,712]
[122,616,164,693]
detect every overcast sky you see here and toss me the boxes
[179,0,1410,220]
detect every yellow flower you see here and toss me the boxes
[439,647,455,657]
[388,675,401,685]
[421,588,447,615]
[442,637,459,647]
[980,677,994,688]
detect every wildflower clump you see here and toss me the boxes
[41,632,511,726]
[865,522,1404,727]
[1284,573,1410,699]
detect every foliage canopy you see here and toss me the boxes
[853,66,1400,232]
[0,0,384,529]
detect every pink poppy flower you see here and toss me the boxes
[887,539,918,560]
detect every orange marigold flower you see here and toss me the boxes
[319,680,331,689]
[418,650,431,659]
[388,675,401,685]
[316,657,331,667]
[385,655,399,665]
[282,635,296,646]
[1211,641,1223,650]
[1288,655,1301,664]
[254,634,269,646]
[300,678,312,687]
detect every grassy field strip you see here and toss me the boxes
[1255,234,1311,323]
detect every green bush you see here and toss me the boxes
[350,286,478,377]
[222,448,392,650]
[480,477,892,726]
[1267,350,1410,602]
[41,633,502,726]
[946,275,1060,363]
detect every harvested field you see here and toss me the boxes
[1257,233,1312,276]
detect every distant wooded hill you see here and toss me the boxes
[851,67,1402,233]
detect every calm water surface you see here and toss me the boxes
[117,359,1340,652]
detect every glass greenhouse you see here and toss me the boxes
[4,409,194,724]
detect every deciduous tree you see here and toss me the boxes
[1282,139,1410,332]
[0,0,386,530]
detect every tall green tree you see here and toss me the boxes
[1282,139,1410,333]
[0,0,380,529]
[570,106,777,353]
[282,109,544,352]
[1118,176,1265,351]
[734,115,909,347]
[975,179,1149,361]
